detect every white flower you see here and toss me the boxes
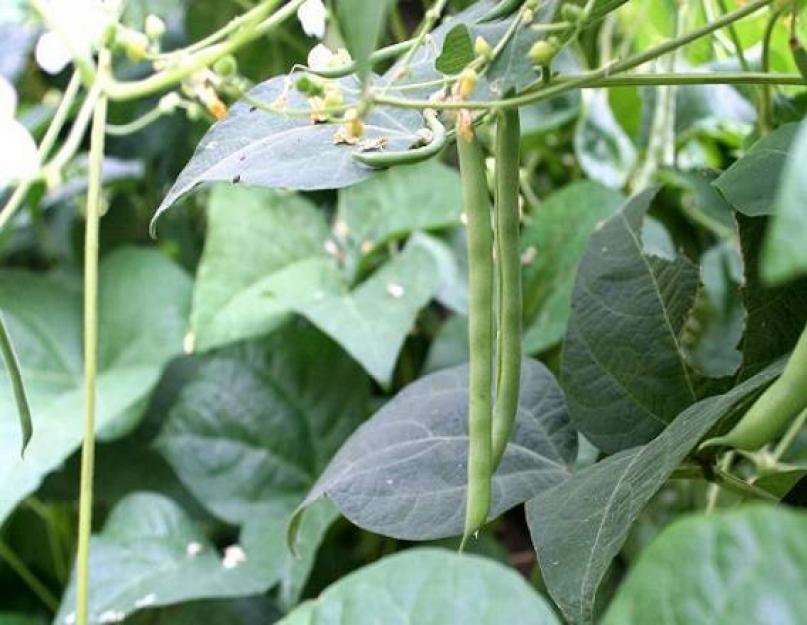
[307,43,334,70]
[222,544,247,569]
[0,76,39,188]
[297,0,326,39]
[34,0,116,74]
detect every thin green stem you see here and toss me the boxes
[75,49,110,625]
[0,539,59,611]
[106,0,303,101]
[308,39,416,78]
[760,2,787,134]
[772,406,807,462]
[0,313,32,455]
[384,0,448,88]
[715,0,751,71]
[712,465,779,502]
[105,106,166,136]
[38,71,82,160]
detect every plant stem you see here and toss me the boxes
[74,49,110,625]
[0,539,59,611]
[0,313,32,455]
[760,2,787,134]
[105,105,167,136]
[712,465,779,502]
[105,0,302,101]
[772,406,807,462]
[38,71,82,161]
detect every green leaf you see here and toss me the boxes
[527,360,785,625]
[603,506,807,624]
[254,240,440,387]
[0,313,32,455]
[277,548,561,625]
[424,314,469,374]
[55,493,289,624]
[153,74,426,221]
[293,360,576,541]
[738,215,807,379]
[521,181,625,355]
[335,0,395,81]
[561,189,700,452]
[763,120,807,285]
[574,90,637,189]
[0,615,39,625]
[335,160,463,279]
[0,248,191,526]
[190,185,329,351]
[586,0,629,24]
[713,123,798,216]
[435,24,475,75]
[158,322,370,524]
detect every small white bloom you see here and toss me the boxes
[386,283,405,298]
[35,31,72,75]
[0,76,17,119]
[0,119,40,188]
[222,544,247,569]
[185,541,203,558]
[307,43,334,71]
[98,610,125,624]
[297,0,326,39]
[64,613,76,625]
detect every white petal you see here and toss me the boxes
[307,43,334,70]
[35,32,72,75]
[0,76,17,119]
[297,0,326,39]
[0,120,39,188]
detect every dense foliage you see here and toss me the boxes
[2,0,807,624]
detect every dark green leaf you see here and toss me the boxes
[713,123,798,216]
[277,548,561,625]
[527,360,785,625]
[603,506,807,624]
[435,25,475,75]
[763,120,807,285]
[125,597,280,625]
[0,249,191,525]
[521,181,624,354]
[153,74,425,221]
[158,322,370,523]
[561,189,700,452]
[293,360,576,541]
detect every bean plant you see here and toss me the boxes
[2,0,807,623]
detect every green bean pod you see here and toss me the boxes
[479,0,524,23]
[491,108,522,469]
[790,36,807,82]
[457,115,494,546]
[351,109,447,169]
[702,323,807,451]
[0,313,32,456]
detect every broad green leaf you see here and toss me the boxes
[561,189,700,453]
[763,120,807,285]
[125,597,280,625]
[674,82,755,137]
[158,322,370,524]
[435,24,475,75]
[574,90,637,189]
[336,160,463,278]
[713,123,798,216]
[0,248,191,525]
[658,168,738,240]
[738,216,807,379]
[521,50,583,142]
[190,185,329,351]
[587,0,629,23]
[292,360,576,541]
[521,181,625,354]
[0,616,39,625]
[423,314,469,374]
[527,360,785,625]
[153,74,425,221]
[254,240,440,386]
[336,0,395,81]
[277,548,561,625]
[55,493,290,625]
[603,506,807,625]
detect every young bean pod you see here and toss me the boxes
[702,323,807,451]
[790,36,807,82]
[491,108,522,469]
[457,113,494,547]
[479,0,524,23]
[351,109,447,169]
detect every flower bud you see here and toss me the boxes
[213,55,238,77]
[458,68,478,99]
[145,14,166,40]
[474,36,492,61]
[528,39,557,66]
